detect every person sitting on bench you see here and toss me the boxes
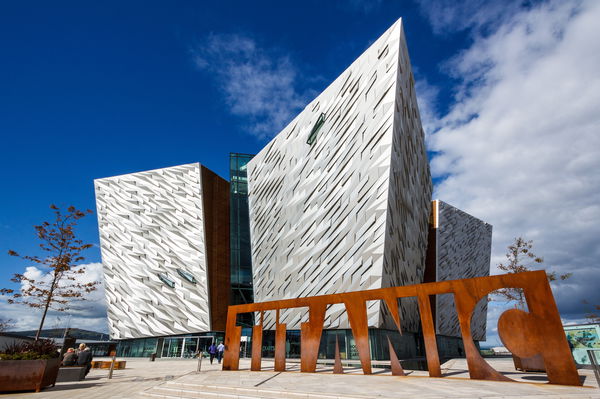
[62,348,77,366]
[76,344,93,376]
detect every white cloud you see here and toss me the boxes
[1,262,108,333]
[416,0,527,35]
[192,34,313,139]
[418,0,600,343]
[414,76,442,137]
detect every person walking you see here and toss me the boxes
[76,343,93,376]
[217,341,225,364]
[208,342,217,364]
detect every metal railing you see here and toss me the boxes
[588,349,600,388]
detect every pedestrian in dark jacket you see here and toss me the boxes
[76,344,93,376]
[62,348,78,366]
[208,343,217,364]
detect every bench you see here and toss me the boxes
[90,360,126,369]
[56,366,87,382]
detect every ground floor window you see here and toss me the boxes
[116,333,224,358]
[116,337,157,357]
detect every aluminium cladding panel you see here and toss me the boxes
[247,19,432,331]
[380,20,433,332]
[95,163,213,340]
[434,200,492,341]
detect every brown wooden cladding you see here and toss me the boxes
[423,201,438,325]
[201,166,231,332]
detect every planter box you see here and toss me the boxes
[0,357,60,393]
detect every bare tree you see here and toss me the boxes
[0,318,15,332]
[582,300,600,324]
[494,237,571,309]
[1,205,98,340]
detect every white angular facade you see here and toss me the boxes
[247,19,432,331]
[95,163,229,339]
[430,200,492,341]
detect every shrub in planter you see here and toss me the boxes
[0,339,61,392]
[1,339,59,360]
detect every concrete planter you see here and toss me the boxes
[0,357,60,393]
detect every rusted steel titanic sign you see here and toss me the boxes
[222,271,580,386]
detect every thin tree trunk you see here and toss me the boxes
[35,274,58,340]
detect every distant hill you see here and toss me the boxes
[11,328,110,340]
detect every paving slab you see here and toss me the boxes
[149,365,599,399]
[0,357,597,398]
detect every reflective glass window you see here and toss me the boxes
[166,338,184,357]
[183,338,198,358]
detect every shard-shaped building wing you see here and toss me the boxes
[426,200,492,341]
[95,163,229,339]
[248,19,432,331]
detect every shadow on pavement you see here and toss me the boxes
[44,383,101,391]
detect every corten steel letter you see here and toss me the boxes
[344,293,372,375]
[222,311,241,371]
[416,287,441,377]
[300,303,326,372]
[251,325,263,371]
[251,312,264,371]
[387,335,405,376]
[333,335,344,374]
[221,271,580,386]
[382,292,402,332]
[450,273,581,385]
[497,273,580,386]
[274,321,287,371]
[451,280,511,382]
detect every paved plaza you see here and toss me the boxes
[2,357,599,398]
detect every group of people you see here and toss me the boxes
[207,341,225,364]
[61,343,93,375]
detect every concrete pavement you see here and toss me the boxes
[1,357,598,398]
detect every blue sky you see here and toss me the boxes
[0,0,453,263]
[1,0,599,343]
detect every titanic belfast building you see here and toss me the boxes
[94,19,492,360]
